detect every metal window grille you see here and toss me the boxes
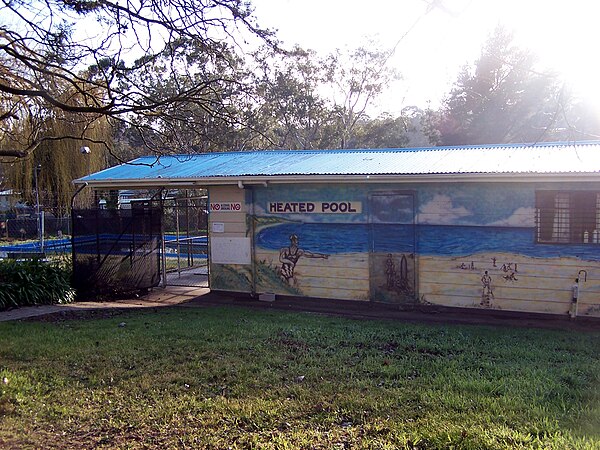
[536,191,599,244]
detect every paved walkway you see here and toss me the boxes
[0,286,208,322]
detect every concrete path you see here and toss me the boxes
[0,286,208,322]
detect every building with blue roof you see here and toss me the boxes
[74,141,600,319]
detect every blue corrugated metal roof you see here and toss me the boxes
[77,141,600,185]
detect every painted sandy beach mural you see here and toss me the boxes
[254,222,371,301]
[247,183,600,317]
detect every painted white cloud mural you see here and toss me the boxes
[418,194,472,225]
[254,203,267,216]
[488,207,535,227]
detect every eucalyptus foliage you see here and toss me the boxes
[431,26,600,145]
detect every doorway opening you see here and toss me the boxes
[162,192,209,288]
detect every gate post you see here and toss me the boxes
[161,204,167,288]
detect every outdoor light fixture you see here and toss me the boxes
[80,146,91,176]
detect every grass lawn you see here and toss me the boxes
[0,306,599,449]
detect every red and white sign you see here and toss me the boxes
[210,202,242,212]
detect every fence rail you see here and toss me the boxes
[1,216,71,240]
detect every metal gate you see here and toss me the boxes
[72,204,162,299]
[161,194,209,287]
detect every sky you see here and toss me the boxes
[251,0,600,115]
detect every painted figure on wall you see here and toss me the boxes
[279,234,328,285]
[481,270,494,307]
[385,254,396,289]
[384,253,413,296]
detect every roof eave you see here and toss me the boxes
[73,171,600,189]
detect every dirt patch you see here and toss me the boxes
[13,291,600,332]
[20,308,154,323]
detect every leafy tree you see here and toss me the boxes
[248,44,403,151]
[120,38,257,154]
[250,47,340,150]
[3,99,110,214]
[349,113,409,149]
[323,44,400,148]
[435,27,560,146]
[543,90,600,143]
[398,106,441,147]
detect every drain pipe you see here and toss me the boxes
[571,270,588,319]
[570,278,579,319]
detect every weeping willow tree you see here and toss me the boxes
[23,127,108,214]
[5,121,110,214]
[2,80,111,214]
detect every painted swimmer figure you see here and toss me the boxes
[279,234,328,285]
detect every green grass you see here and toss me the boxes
[0,307,599,449]
[164,257,207,272]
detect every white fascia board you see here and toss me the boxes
[75,172,600,189]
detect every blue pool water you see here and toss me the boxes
[0,235,208,256]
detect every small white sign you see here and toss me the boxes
[212,222,225,233]
[211,237,251,265]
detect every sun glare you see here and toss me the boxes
[508,1,600,114]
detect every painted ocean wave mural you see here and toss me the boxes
[255,222,600,261]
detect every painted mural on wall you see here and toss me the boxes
[243,183,600,316]
[368,192,417,303]
[386,254,410,292]
[480,270,493,307]
[279,234,329,286]
[369,252,416,303]
[210,264,253,293]
[414,185,600,316]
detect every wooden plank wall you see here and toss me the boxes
[418,255,600,316]
[254,249,370,301]
[208,186,251,292]
[208,182,600,318]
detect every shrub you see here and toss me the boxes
[0,259,75,309]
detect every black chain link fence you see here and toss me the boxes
[1,216,71,240]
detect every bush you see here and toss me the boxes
[0,259,75,309]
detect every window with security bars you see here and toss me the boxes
[535,191,600,244]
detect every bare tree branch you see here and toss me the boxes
[0,0,276,157]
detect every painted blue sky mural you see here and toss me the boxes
[417,185,534,227]
[253,183,535,228]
